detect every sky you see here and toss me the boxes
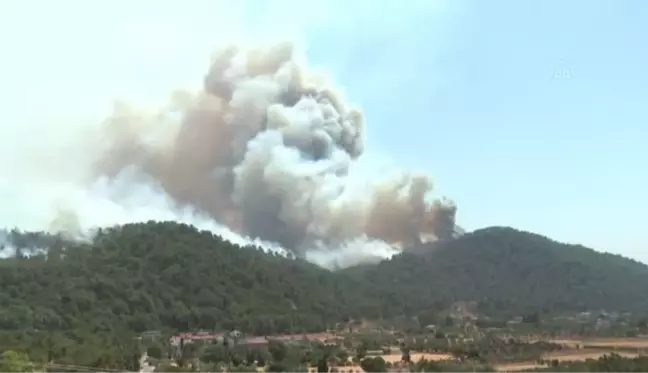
[0,0,646,261]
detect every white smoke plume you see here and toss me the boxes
[92,43,458,257]
[0,3,457,268]
[0,42,457,267]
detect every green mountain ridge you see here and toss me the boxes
[359,226,648,315]
[1,221,648,339]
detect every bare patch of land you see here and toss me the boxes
[495,348,641,371]
[545,349,639,361]
[550,337,648,349]
[495,361,545,372]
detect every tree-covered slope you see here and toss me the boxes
[350,226,648,314]
[2,222,648,342]
[0,222,386,336]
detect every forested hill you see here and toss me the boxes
[2,221,648,341]
[350,226,648,315]
[0,222,376,335]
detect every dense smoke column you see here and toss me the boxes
[94,42,458,257]
[430,199,458,240]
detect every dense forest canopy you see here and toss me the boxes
[2,221,648,369]
[352,226,648,315]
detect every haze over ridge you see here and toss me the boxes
[2,0,646,263]
[0,0,459,268]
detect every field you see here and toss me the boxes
[495,350,640,372]
[374,337,648,371]
[494,337,648,372]
[370,338,648,372]
[550,337,648,349]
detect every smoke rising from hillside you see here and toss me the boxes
[0,39,457,268]
[94,43,458,256]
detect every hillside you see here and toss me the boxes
[2,222,648,367]
[0,222,382,334]
[0,222,377,367]
[352,226,648,315]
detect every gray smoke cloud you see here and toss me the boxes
[93,42,458,258]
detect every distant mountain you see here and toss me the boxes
[351,226,648,315]
[1,222,648,342]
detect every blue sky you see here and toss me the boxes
[304,0,648,261]
[1,0,646,261]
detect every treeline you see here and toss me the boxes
[1,222,372,334]
[0,222,373,369]
[145,335,648,372]
[352,227,648,317]
[433,353,648,373]
[534,353,648,372]
[2,222,648,370]
[142,336,560,372]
